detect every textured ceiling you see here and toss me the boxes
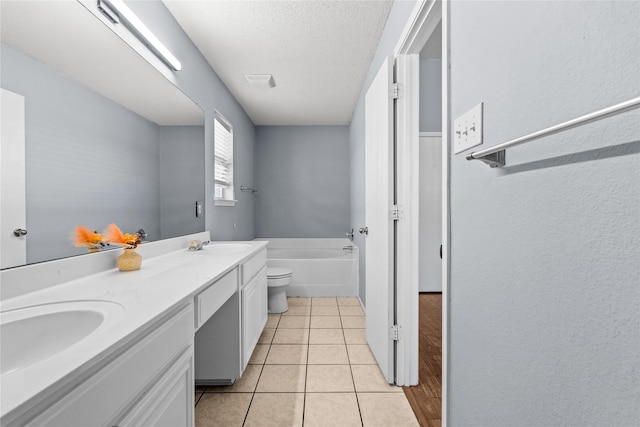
[163,0,394,125]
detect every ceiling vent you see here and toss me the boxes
[244,74,276,89]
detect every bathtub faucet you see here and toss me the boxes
[345,229,354,241]
[342,245,354,251]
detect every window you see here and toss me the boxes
[214,113,234,205]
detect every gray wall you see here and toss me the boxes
[349,1,418,304]
[448,1,640,425]
[419,58,442,132]
[1,45,161,264]
[127,2,256,241]
[255,126,350,237]
[159,126,205,239]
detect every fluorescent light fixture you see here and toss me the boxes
[97,0,182,71]
[244,74,276,89]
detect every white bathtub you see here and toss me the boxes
[254,238,359,297]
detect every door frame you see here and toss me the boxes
[393,0,449,423]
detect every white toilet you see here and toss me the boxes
[267,267,292,313]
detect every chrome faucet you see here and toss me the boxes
[342,245,354,251]
[188,240,210,251]
[345,228,354,241]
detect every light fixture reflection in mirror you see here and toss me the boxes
[97,0,182,71]
[0,1,204,268]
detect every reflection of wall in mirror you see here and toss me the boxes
[0,43,204,265]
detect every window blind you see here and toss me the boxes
[214,117,232,187]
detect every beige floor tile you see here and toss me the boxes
[272,328,309,344]
[343,328,367,344]
[244,393,304,427]
[306,365,354,392]
[278,315,310,328]
[311,305,340,316]
[341,315,366,329]
[308,344,349,364]
[358,393,420,427]
[265,313,281,328]
[206,364,262,393]
[282,305,311,316]
[265,344,308,364]
[347,344,377,364]
[288,297,311,306]
[311,297,337,306]
[309,328,345,344]
[258,328,276,344]
[304,393,362,427]
[195,390,204,405]
[248,344,270,365]
[337,297,361,306]
[339,305,365,316]
[256,364,306,392]
[310,315,342,329]
[351,365,404,392]
[195,393,252,427]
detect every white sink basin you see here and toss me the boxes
[203,243,252,254]
[0,300,124,376]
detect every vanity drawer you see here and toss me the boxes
[196,268,238,330]
[242,249,267,286]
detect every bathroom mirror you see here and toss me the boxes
[1,1,205,267]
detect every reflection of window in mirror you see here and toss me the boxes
[214,113,234,206]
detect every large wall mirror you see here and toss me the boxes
[1,1,205,267]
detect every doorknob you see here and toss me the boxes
[359,227,368,235]
[13,228,27,237]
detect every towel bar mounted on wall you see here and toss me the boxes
[466,97,640,168]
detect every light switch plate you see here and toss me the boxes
[454,103,483,154]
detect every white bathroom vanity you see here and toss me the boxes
[0,233,268,426]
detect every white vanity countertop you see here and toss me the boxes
[0,239,268,421]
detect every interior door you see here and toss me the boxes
[1,88,27,268]
[364,57,395,383]
[419,134,442,292]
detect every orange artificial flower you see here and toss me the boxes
[103,223,141,248]
[73,225,103,247]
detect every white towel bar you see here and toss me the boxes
[467,97,640,167]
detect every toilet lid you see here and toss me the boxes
[267,267,292,279]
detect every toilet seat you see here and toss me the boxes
[267,267,292,280]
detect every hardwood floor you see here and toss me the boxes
[402,293,442,427]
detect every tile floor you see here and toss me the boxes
[195,297,419,427]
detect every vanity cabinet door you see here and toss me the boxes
[118,345,194,427]
[24,305,194,427]
[241,266,267,369]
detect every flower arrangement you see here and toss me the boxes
[73,224,142,251]
[73,224,143,271]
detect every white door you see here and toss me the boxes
[419,134,442,292]
[364,57,395,383]
[1,88,27,268]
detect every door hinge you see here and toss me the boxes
[390,324,402,341]
[391,83,401,99]
[391,205,401,221]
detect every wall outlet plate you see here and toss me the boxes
[454,103,483,154]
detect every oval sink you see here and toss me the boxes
[0,300,124,376]
[203,243,252,254]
